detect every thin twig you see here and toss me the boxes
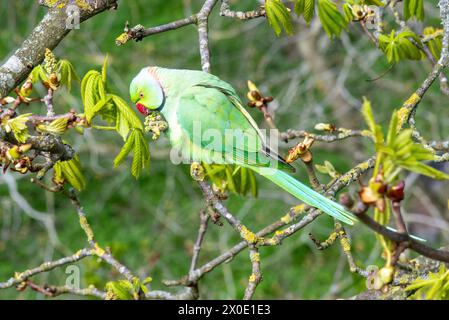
[189,210,210,280]
[220,0,266,20]
[243,245,262,300]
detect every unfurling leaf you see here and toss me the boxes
[364,0,384,6]
[37,117,68,135]
[343,3,354,23]
[315,160,340,178]
[203,164,258,197]
[378,30,424,63]
[295,0,315,24]
[105,280,134,300]
[112,95,143,130]
[102,54,109,84]
[114,129,150,179]
[58,59,79,91]
[423,27,443,60]
[53,156,86,191]
[361,97,384,150]
[403,0,424,21]
[406,265,449,300]
[81,70,102,115]
[5,113,32,143]
[131,129,150,179]
[362,103,449,183]
[82,57,149,179]
[265,0,294,36]
[29,65,49,84]
[85,97,112,123]
[317,0,347,38]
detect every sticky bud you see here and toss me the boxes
[7,147,21,160]
[286,136,315,163]
[387,181,405,202]
[314,123,335,131]
[247,80,258,93]
[299,150,313,163]
[19,79,33,97]
[378,266,394,285]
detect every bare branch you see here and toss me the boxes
[219,0,265,20]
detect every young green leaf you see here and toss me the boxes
[58,59,79,91]
[113,130,135,167]
[105,280,134,300]
[85,96,112,123]
[204,164,258,197]
[113,129,149,179]
[378,30,423,63]
[5,113,32,143]
[36,117,69,135]
[111,95,143,130]
[363,0,384,6]
[265,0,294,36]
[54,156,86,191]
[343,3,354,23]
[29,65,49,84]
[131,129,150,179]
[317,0,347,38]
[406,265,449,300]
[295,0,315,24]
[361,97,384,148]
[404,0,424,21]
[102,54,109,84]
[423,27,443,60]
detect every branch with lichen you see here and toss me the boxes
[280,127,372,143]
[0,248,94,290]
[0,0,118,98]
[243,245,262,300]
[163,157,376,290]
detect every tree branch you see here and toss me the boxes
[0,0,118,98]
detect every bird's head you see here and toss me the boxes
[130,67,164,116]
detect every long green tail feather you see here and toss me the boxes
[250,166,357,225]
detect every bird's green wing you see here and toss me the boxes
[175,84,293,171]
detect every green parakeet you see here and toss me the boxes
[130,67,357,225]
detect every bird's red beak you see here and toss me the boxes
[136,103,149,116]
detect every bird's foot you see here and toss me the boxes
[190,162,205,181]
[144,111,168,140]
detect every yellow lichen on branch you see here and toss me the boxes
[397,93,421,128]
[79,215,94,242]
[115,33,131,46]
[239,225,259,244]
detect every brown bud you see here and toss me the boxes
[339,192,354,208]
[285,135,315,164]
[359,186,378,205]
[250,90,262,101]
[387,181,405,202]
[300,150,313,163]
[255,101,264,108]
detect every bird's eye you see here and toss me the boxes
[139,92,144,98]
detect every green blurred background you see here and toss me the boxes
[0,0,448,299]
